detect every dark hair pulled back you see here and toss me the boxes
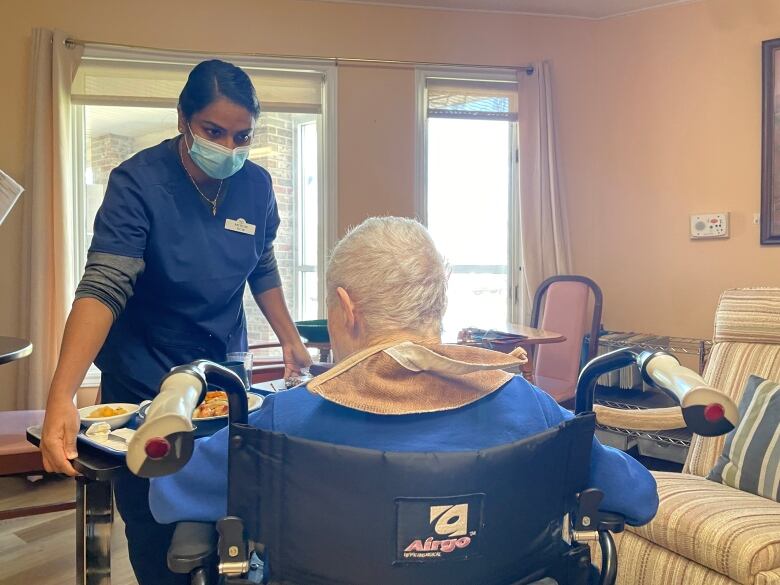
[179,59,260,120]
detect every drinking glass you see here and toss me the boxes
[225,352,254,389]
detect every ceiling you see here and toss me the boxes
[315,0,696,19]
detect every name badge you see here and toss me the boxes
[225,218,256,236]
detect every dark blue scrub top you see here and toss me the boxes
[91,138,281,397]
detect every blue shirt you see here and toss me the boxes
[149,376,659,526]
[91,139,281,397]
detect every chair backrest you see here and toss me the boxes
[530,276,603,404]
[685,288,780,476]
[228,414,596,585]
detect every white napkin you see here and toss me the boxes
[85,423,135,452]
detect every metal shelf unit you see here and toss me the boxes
[592,333,712,464]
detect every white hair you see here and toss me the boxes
[326,217,448,338]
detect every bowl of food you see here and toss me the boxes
[79,403,140,429]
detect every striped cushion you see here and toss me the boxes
[607,531,740,585]
[601,532,780,584]
[757,569,780,585]
[687,342,780,477]
[629,472,780,584]
[708,376,780,501]
[714,289,780,345]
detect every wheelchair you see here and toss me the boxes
[127,347,738,585]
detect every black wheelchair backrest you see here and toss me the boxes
[226,413,595,585]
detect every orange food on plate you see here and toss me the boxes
[193,390,229,419]
[88,405,128,418]
[204,390,227,402]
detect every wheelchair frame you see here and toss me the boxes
[160,349,671,585]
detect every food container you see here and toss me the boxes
[79,403,140,430]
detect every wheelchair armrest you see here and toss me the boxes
[572,489,626,534]
[168,522,218,574]
[572,490,625,585]
[596,512,625,534]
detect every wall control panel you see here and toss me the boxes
[690,213,729,239]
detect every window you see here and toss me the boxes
[71,48,334,381]
[419,73,520,334]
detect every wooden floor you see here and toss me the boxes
[0,475,138,585]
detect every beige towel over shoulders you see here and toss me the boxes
[307,341,528,415]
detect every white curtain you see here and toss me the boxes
[17,29,83,408]
[516,61,572,324]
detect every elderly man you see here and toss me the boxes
[149,217,658,528]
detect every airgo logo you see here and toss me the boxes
[396,494,483,563]
[403,503,473,557]
[431,504,468,537]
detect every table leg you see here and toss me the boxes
[520,345,536,385]
[521,360,536,385]
[76,476,113,585]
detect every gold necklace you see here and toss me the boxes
[179,138,224,216]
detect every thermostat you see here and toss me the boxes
[690,213,729,239]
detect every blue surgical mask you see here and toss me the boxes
[185,125,251,180]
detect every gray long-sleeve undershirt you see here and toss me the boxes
[74,252,145,319]
[247,246,282,295]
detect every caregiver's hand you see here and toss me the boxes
[41,394,80,476]
[39,298,112,477]
[282,340,313,379]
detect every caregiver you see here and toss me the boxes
[40,59,311,584]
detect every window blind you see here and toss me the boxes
[426,78,518,121]
[72,47,325,113]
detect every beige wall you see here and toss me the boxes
[337,66,419,231]
[1,0,778,409]
[573,0,780,339]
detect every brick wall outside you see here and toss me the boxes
[90,134,136,186]
[86,134,137,237]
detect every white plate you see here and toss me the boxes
[79,403,140,429]
[191,392,264,421]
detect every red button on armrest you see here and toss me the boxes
[703,403,725,423]
[145,437,171,459]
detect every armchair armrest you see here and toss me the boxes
[593,405,685,431]
[168,522,217,575]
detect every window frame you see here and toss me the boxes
[415,68,522,324]
[294,117,321,319]
[71,52,338,387]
